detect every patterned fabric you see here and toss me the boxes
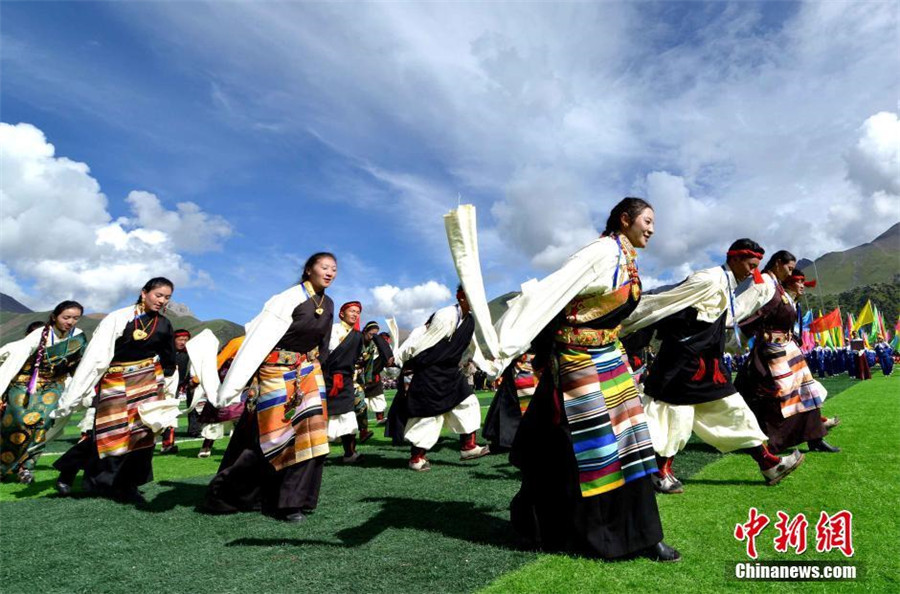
[95,358,165,458]
[513,356,537,414]
[1,334,86,475]
[557,340,657,498]
[762,339,826,418]
[252,350,329,472]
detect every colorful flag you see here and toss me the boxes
[810,308,842,334]
[853,300,874,331]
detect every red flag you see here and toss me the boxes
[810,308,842,334]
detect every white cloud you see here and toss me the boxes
[0,122,226,310]
[844,112,900,197]
[126,190,233,253]
[492,167,599,271]
[368,281,452,328]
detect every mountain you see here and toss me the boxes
[798,222,900,295]
[0,293,34,314]
[0,310,243,348]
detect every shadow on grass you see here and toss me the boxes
[142,480,209,513]
[225,496,517,550]
[685,478,765,487]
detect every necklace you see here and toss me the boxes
[132,309,158,340]
[304,282,326,316]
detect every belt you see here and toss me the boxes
[107,357,157,374]
[554,325,620,346]
[262,348,317,367]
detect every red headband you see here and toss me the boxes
[173,330,191,338]
[787,275,817,288]
[727,249,764,259]
[339,301,362,331]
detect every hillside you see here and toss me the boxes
[0,293,33,314]
[799,222,900,295]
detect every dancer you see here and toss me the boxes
[735,251,837,454]
[323,301,370,463]
[204,252,334,522]
[359,321,394,425]
[486,199,678,561]
[782,269,840,430]
[389,287,490,471]
[160,329,199,454]
[621,240,804,495]
[0,301,86,483]
[53,279,177,503]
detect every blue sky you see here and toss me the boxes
[2,1,898,328]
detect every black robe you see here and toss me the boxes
[643,309,735,405]
[322,329,363,416]
[386,312,475,444]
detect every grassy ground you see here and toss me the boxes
[0,375,895,593]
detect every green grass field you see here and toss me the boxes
[1,374,897,593]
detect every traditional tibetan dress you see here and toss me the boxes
[360,333,393,414]
[482,354,536,451]
[735,274,827,453]
[510,237,662,558]
[387,305,481,449]
[205,285,332,515]
[54,311,176,494]
[1,330,86,477]
[323,321,363,441]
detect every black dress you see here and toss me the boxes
[204,294,333,516]
[510,291,663,559]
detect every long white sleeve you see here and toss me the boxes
[621,267,726,335]
[184,329,220,411]
[56,307,134,415]
[215,284,307,407]
[445,205,502,360]
[493,238,619,360]
[0,327,45,397]
[730,273,778,325]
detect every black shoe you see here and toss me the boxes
[808,439,841,453]
[55,481,72,496]
[282,510,307,523]
[641,541,682,562]
[160,445,179,455]
[18,469,34,485]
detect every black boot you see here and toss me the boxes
[640,541,682,562]
[808,438,841,453]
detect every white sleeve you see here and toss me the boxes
[184,329,220,410]
[445,205,501,360]
[730,274,777,325]
[0,328,44,397]
[397,306,457,365]
[215,285,305,407]
[56,307,132,415]
[494,239,617,360]
[620,268,719,335]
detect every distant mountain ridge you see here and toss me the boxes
[798,222,900,295]
[0,295,243,348]
[0,294,33,314]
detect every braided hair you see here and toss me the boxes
[27,300,83,395]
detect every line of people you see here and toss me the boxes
[0,196,858,566]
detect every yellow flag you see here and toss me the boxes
[853,300,874,331]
